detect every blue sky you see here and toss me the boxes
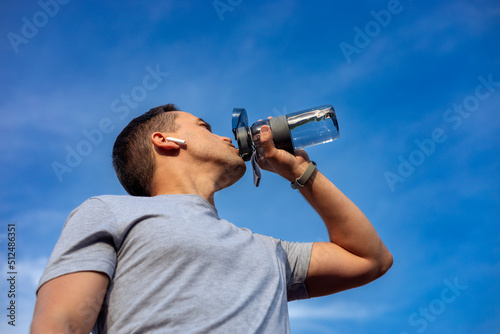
[1,0,499,333]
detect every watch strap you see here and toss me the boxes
[291,161,317,189]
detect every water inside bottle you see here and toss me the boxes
[287,106,339,150]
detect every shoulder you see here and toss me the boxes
[62,195,138,231]
[69,194,156,223]
[62,196,126,230]
[88,194,138,204]
[68,195,125,217]
[74,195,146,213]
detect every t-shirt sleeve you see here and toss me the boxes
[279,240,313,302]
[37,197,118,292]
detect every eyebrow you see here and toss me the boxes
[198,118,212,132]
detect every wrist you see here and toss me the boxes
[290,161,317,189]
[284,160,308,181]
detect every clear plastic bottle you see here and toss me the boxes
[232,105,339,161]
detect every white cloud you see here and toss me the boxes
[289,300,389,320]
[4,209,68,234]
[17,257,48,288]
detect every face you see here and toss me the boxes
[172,111,246,189]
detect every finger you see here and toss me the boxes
[294,149,310,162]
[259,125,275,150]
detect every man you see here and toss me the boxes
[31,104,393,333]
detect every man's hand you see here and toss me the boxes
[258,125,310,182]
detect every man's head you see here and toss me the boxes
[112,104,179,196]
[113,104,246,197]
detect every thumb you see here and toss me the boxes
[259,125,276,153]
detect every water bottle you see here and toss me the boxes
[232,105,340,161]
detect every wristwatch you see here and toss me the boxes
[291,161,317,189]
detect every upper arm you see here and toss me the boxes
[305,242,392,298]
[31,271,110,334]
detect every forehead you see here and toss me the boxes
[173,111,210,127]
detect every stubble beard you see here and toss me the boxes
[214,155,247,191]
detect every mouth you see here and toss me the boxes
[229,144,242,156]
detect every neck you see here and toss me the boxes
[150,162,218,206]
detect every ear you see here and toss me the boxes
[151,132,181,151]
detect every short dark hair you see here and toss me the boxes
[112,104,179,196]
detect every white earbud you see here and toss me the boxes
[166,137,186,144]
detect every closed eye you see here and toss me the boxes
[198,118,212,132]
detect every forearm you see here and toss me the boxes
[296,164,391,265]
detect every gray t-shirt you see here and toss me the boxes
[38,194,313,333]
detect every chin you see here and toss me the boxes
[215,161,246,191]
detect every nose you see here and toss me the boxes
[219,135,232,144]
